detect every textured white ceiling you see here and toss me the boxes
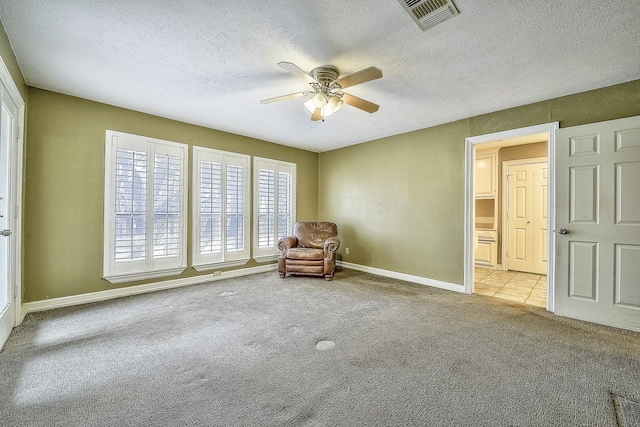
[1,1,639,152]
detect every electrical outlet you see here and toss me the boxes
[345,247,350,255]
[213,270,222,277]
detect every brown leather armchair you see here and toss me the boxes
[277,222,340,281]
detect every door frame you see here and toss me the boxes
[501,157,548,273]
[0,57,25,330]
[464,122,558,311]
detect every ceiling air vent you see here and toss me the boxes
[396,0,459,31]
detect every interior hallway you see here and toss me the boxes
[474,267,547,307]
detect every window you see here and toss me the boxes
[104,130,188,283]
[192,146,250,270]
[253,157,296,261]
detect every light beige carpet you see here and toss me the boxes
[1,269,639,426]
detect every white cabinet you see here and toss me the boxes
[475,150,497,198]
[474,229,497,268]
[474,148,499,268]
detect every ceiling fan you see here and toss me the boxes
[260,62,383,121]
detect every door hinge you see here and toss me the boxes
[16,126,23,140]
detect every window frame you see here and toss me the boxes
[192,146,250,271]
[103,130,188,283]
[253,157,296,262]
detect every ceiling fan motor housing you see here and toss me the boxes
[310,66,339,85]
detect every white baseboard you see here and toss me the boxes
[338,261,465,293]
[20,261,462,317]
[22,264,277,315]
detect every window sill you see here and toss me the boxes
[253,254,279,263]
[104,267,187,284]
[192,259,249,272]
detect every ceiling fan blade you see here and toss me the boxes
[333,66,382,89]
[311,108,323,121]
[260,91,312,104]
[341,93,379,113]
[278,61,317,84]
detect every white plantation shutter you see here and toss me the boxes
[153,154,181,258]
[277,171,293,241]
[258,169,275,248]
[104,131,187,282]
[226,164,245,251]
[199,161,223,255]
[192,147,249,270]
[114,148,147,262]
[253,157,296,260]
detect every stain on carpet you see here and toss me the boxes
[315,340,335,351]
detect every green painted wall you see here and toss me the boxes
[0,19,26,100]
[318,80,640,285]
[24,88,318,301]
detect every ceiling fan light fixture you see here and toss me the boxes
[329,96,343,113]
[321,104,334,117]
[306,96,342,119]
[311,93,328,108]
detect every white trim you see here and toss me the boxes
[547,127,557,313]
[338,261,464,293]
[0,57,25,330]
[464,138,475,293]
[22,264,277,314]
[104,266,187,284]
[464,122,558,313]
[0,58,24,108]
[501,157,548,273]
[253,254,279,263]
[18,304,26,324]
[14,107,24,326]
[192,259,249,272]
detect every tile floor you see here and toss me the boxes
[474,267,547,307]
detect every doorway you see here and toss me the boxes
[464,123,558,311]
[476,145,548,306]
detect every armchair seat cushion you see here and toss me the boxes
[287,248,324,260]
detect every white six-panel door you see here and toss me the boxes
[555,115,640,332]
[506,161,547,274]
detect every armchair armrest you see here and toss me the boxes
[323,237,340,258]
[277,236,298,257]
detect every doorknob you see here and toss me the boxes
[557,228,568,235]
[1,229,11,237]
